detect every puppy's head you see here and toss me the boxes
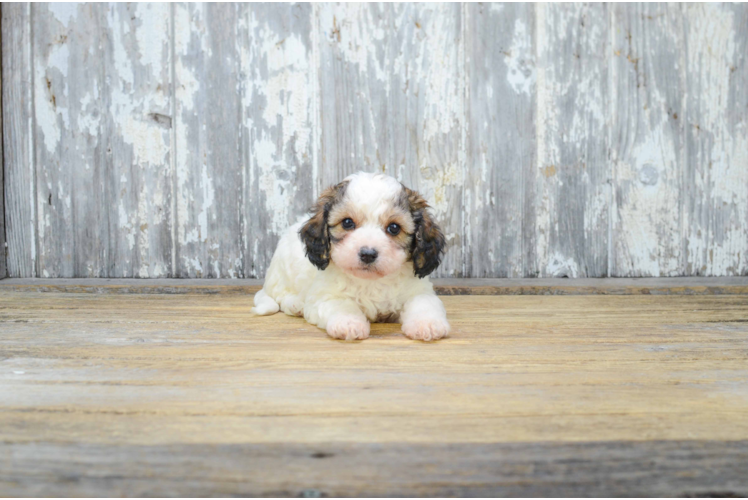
[299,172,445,280]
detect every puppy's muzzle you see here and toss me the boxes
[359,247,378,264]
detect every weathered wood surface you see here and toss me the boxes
[103,3,174,279]
[174,4,243,279]
[0,4,5,279]
[1,292,747,495]
[465,3,535,278]
[2,277,748,296]
[683,4,748,277]
[3,3,748,279]
[535,3,610,278]
[610,4,686,277]
[33,4,105,278]
[3,441,747,497]
[2,3,35,278]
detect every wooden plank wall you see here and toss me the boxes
[2,3,747,279]
[0,4,5,279]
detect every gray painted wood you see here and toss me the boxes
[465,3,535,278]
[3,3,748,278]
[317,3,465,277]
[173,3,244,278]
[683,3,748,277]
[28,3,174,278]
[610,4,686,277]
[102,3,174,278]
[33,3,107,277]
[241,3,316,278]
[534,3,610,278]
[0,4,5,279]
[2,3,35,277]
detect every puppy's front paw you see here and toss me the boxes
[326,315,371,341]
[402,318,450,342]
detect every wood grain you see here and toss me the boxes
[241,3,316,278]
[1,291,747,495]
[2,3,35,277]
[102,3,174,278]
[32,4,107,277]
[535,3,609,278]
[2,441,747,497]
[0,4,5,279]
[683,3,748,277]
[173,3,244,278]
[610,4,686,277]
[465,3,535,278]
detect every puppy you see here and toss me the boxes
[252,171,450,341]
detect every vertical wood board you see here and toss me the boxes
[32,3,107,277]
[102,3,174,278]
[683,3,748,276]
[0,4,5,278]
[241,3,316,278]
[610,4,686,277]
[2,3,35,277]
[465,3,535,278]
[173,3,243,278]
[534,3,609,278]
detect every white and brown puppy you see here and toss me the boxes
[252,171,450,341]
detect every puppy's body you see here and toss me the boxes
[253,172,449,341]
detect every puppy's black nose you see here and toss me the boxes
[359,247,378,264]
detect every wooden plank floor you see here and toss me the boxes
[1,289,748,496]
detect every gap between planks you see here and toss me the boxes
[0,277,747,295]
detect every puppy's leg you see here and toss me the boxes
[401,293,450,341]
[251,289,280,316]
[279,294,304,317]
[312,300,370,341]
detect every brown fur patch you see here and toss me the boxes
[299,181,349,270]
[400,186,446,278]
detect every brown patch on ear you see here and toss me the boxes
[299,181,349,270]
[402,186,446,278]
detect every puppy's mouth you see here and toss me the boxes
[349,264,386,279]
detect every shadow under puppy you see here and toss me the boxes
[252,171,450,341]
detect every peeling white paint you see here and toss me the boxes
[247,10,314,239]
[685,4,747,275]
[34,40,71,154]
[318,4,388,82]
[119,201,135,251]
[506,19,535,95]
[135,3,170,73]
[198,164,215,243]
[617,126,682,276]
[15,3,748,279]
[254,138,291,235]
[546,252,580,278]
[534,3,550,272]
[48,3,77,27]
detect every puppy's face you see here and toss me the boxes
[300,172,446,280]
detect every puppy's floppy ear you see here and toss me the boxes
[299,181,349,270]
[403,187,446,278]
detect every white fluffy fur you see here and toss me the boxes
[251,172,450,342]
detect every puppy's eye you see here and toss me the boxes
[341,218,355,230]
[386,223,401,236]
